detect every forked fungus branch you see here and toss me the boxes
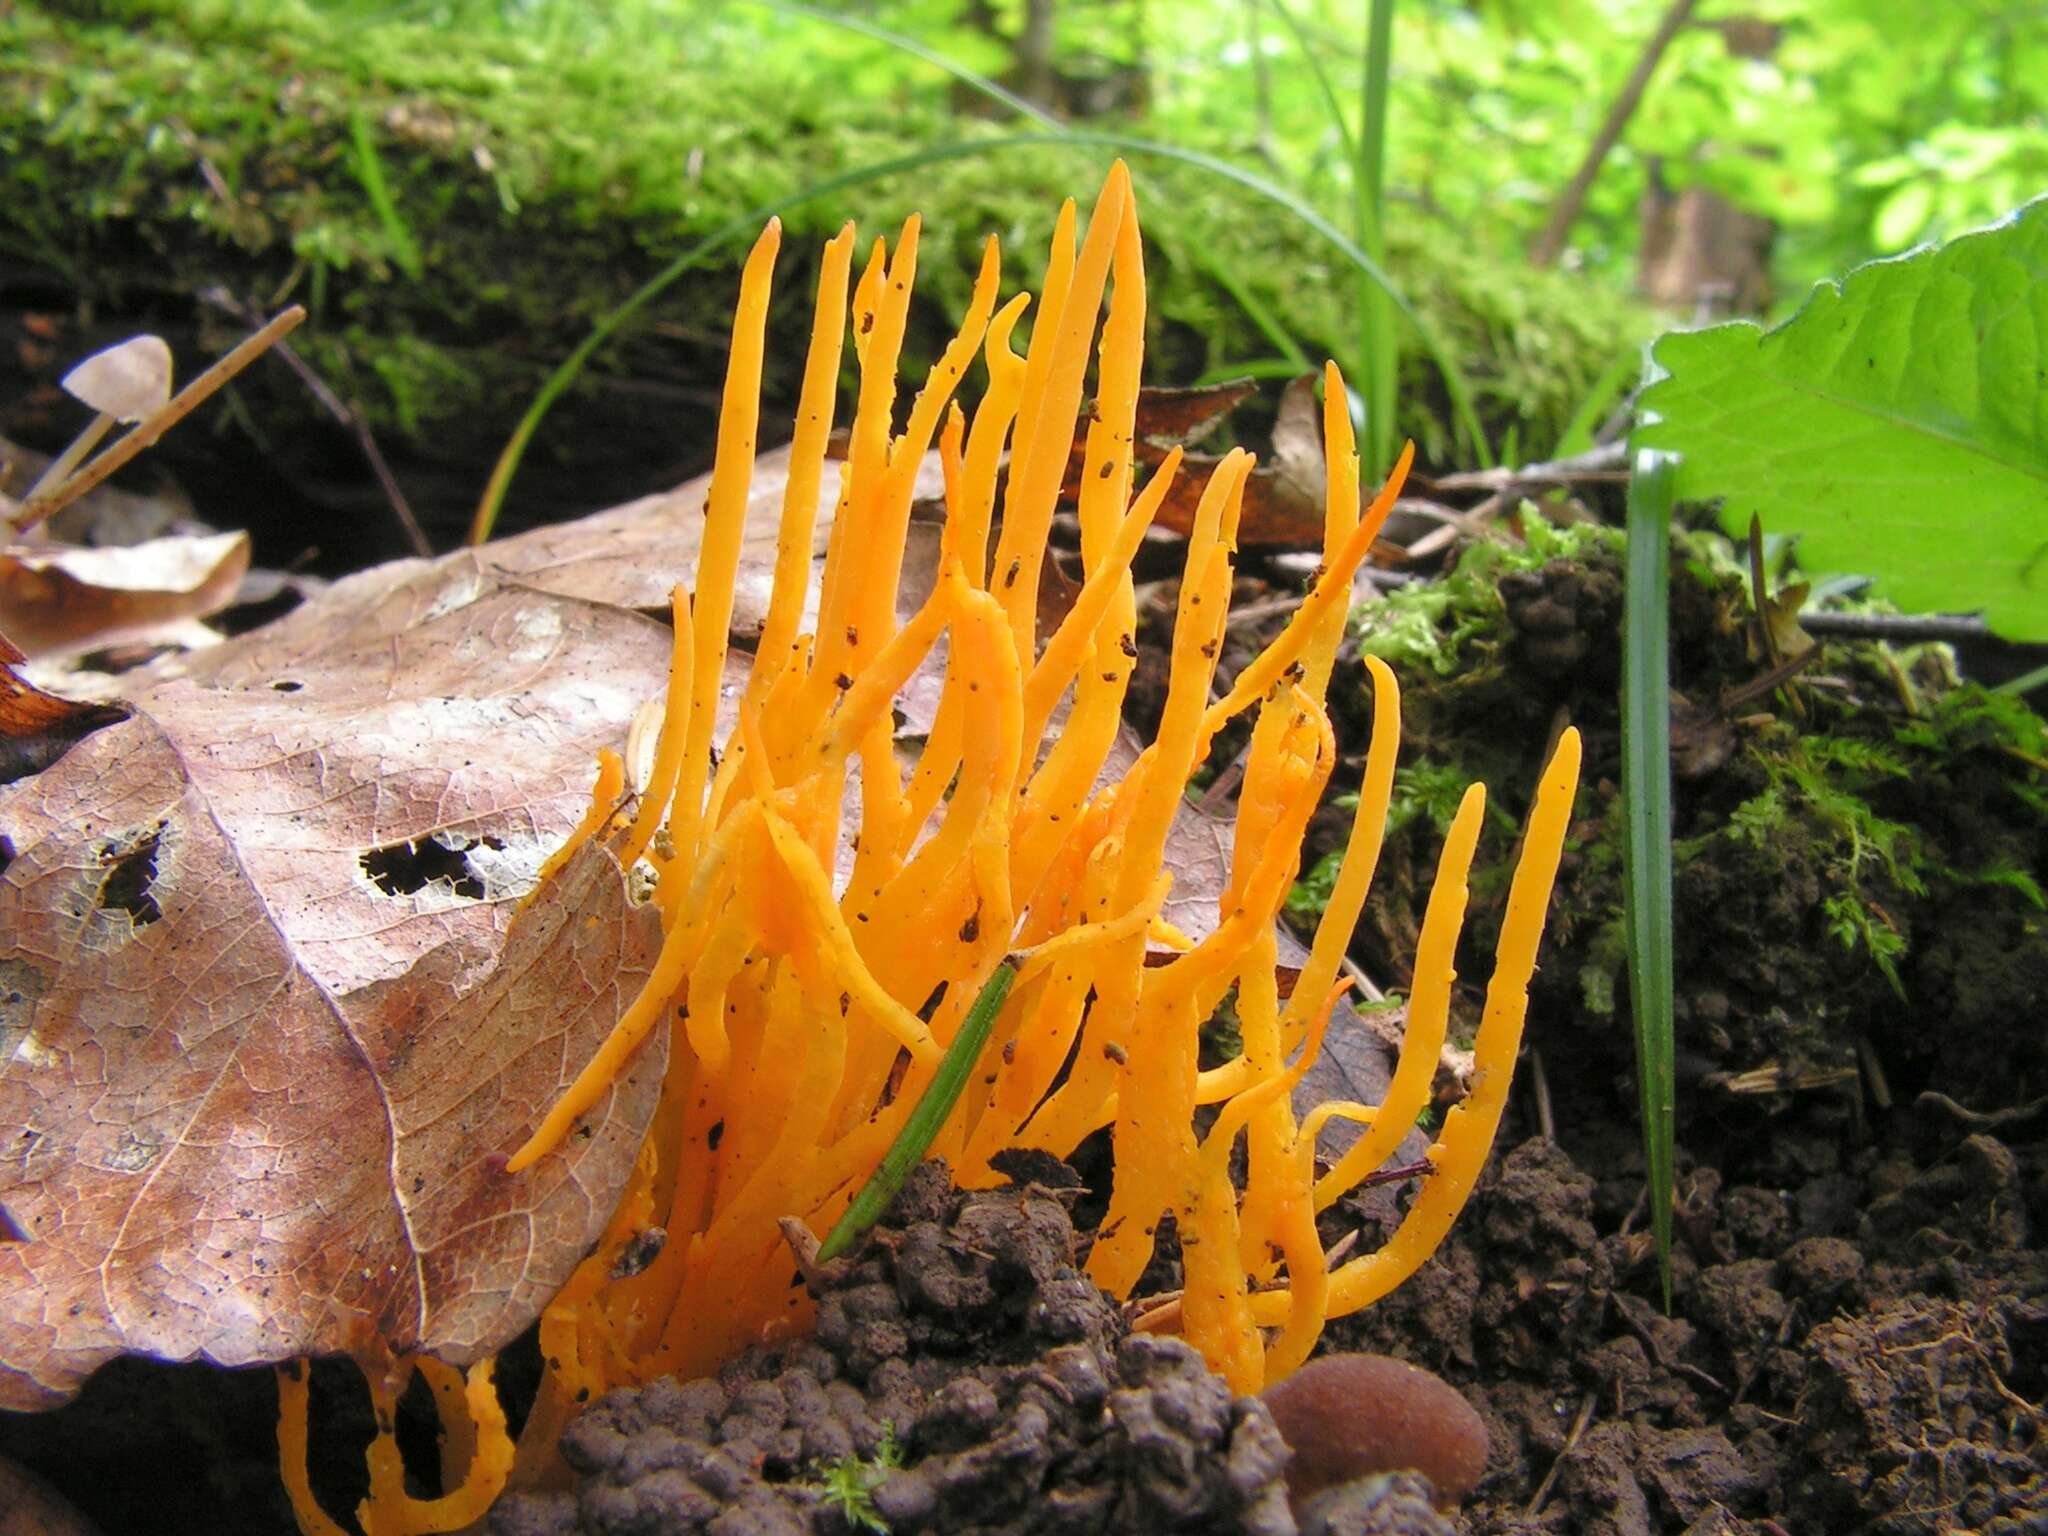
[277,165,1581,1536]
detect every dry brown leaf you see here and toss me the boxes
[491,443,944,636]
[0,436,881,1405]
[0,831,662,1409]
[1260,372,1329,530]
[0,636,126,789]
[0,637,107,744]
[1130,378,1259,444]
[0,533,249,659]
[0,539,685,1406]
[1073,375,1336,550]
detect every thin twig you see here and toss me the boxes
[1720,644,1822,712]
[1527,1043,1557,1142]
[12,308,306,534]
[1225,591,1310,629]
[1614,1295,1726,1393]
[1354,1155,1431,1191]
[200,288,431,557]
[1799,610,1994,643]
[1196,742,1252,816]
[1524,1392,1596,1517]
[1855,1034,1892,1111]
[1401,491,1511,563]
[1339,956,1385,1004]
[1417,442,1629,494]
[1915,1090,2048,1133]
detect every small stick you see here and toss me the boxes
[1352,1156,1432,1192]
[12,307,305,534]
[1524,1392,1596,1517]
[200,288,431,558]
[1401,489,1512,563]
[1196,741,1252,815]
[1527,1044,1557,1142]
[1855,1034,1893,1111]
[1339,956,1385,1004]
[1420,442,1629,494]
[1720,645,1821,712]
[1799,610,1992,643]
[777,1216,827,1288]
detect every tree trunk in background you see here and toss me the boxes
[1636,19,1781,315]
[1528,0,1701,269]
[1017,0,1058,108]
[1637,166,1776,316]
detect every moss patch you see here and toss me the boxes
[1290,515,2048,1146]
[4,0,1652,560]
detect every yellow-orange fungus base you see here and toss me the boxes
[281,167,1581,1533]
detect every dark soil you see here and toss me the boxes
[1293,526,2048,1536]
[484,1161,1410,1536]
[1335,1123,2047,1535]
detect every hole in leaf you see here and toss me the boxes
[360,833,505,901]
[272,679,304,692]
[96,828,163,927]
[0,834,13,880]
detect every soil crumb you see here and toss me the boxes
[1327,1121,2048,1536]
[486,1163,1451,1536]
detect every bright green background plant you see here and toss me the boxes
[1637,197,2048,643]
[12,0,2044,540]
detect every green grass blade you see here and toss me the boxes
[473,126,1489,541]
[468,137,1066,543]
[754,0,1062,129]
[1052,129,1488,463]
[1356,0,1396,478]
[816,961,1019,1263]
[1622,446,1679,1309]
[1994,661,2048,697]
[348,108,423,280]
[1262,0,1358,169]
[472,11,1491,533]
[752,5,1320,386]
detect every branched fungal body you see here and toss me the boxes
[278,166,1581,1534]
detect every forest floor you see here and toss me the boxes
[2,447,2043,1536]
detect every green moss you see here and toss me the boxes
[1287,509,2047,1119]
[1696,726,1928,997]
[1355,516,1619,678]
[4,0,1651,472]
[809,1425,904,1534]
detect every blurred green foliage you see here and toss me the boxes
[5,0,2039,495]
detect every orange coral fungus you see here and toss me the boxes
[279,165,1580,1532]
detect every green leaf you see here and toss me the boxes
[1635,198,2048,642]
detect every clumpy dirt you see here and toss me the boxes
[485,1160,1449,1536]
[1329,1122,2047,1535]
